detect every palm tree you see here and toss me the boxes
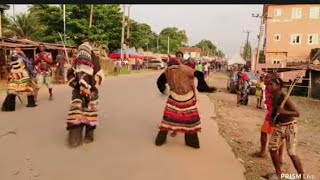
[6,12,37,39]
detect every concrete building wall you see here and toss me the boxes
[264,4,320,65]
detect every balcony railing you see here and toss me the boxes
[287,61,309,67]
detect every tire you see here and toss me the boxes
[157,66,161,70]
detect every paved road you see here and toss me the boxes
[0,73,245,180]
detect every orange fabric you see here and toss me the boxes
[261,120,275,134]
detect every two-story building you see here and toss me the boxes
[257,4,320,71]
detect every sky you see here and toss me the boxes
[6,4,263,57]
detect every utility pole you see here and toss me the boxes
[120,5,126,61]
[63,4,66,43]
[126,5,131,39]
[89,4,94,28]
[252,13,271,72]
[243,30,250,61]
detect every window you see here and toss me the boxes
[308,34,319,45]
[292,8,302,19]
[273,34,281,41]
[274,8,282,17]
[291,34,302,45]
[310,7,320,19]
[272,60,281,64]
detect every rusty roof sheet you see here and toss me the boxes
[0,42,37,48]
[0,37,76,49]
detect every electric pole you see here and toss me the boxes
[63,4,66,43]
[127,5,131,39]
[89,4,94,28]
[120,5,126,61]
[252,13,271,72]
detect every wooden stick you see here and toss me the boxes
[58,32,71,64]
[272,72,302,125]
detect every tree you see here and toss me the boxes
[195,40,217,56]
[158,27,188,53]
[5,12,38,39]
[194,39,225,58]
[242,42,252,61]
[130,21,156,51]
[258,50,265,63]
[27,4,123,51]
[28,4,63,42]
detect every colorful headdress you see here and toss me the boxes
[75,42,94,75]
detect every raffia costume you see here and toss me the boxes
[66,42,104,147]
[1,52,37,111]
[155,58,215,149]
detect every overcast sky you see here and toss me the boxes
[6,4,263,57]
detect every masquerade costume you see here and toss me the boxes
[66,42,104,147]
[155,58,215,149]
[2,52,37,111]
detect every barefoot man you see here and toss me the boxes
[33,43,53,101]
[267,77,304,179]
[256,72,284,163]
[155,51,216,149]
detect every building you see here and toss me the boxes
[179,47,202,59]
[0,38,76,80]
[257,4,320,72]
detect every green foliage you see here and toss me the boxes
[2,5,191,55]
[242,42,252,61]
[26,4,122,49]
[258,50,265,63]
[195,40,217,56]
[158,27,188,53]
[4,12,38,39]
[130,21,155,50]
[28,4,63,42]
[195,39,225,58]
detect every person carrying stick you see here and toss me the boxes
[267,76,304,179]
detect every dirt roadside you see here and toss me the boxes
[206,71,320,180]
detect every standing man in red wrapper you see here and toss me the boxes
[33,43,54,101]
[255,73,284,164]
[155,51,216,149]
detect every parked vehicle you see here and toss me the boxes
[146,59,166,70]
[227,71,258,95]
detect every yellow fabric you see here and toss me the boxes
[255,82,264,97]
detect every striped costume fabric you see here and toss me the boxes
[66,41,104,129]
[7,57,34,96]
[160,90,201,135]
[66,92,99,127]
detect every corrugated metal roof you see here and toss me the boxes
[0,37,76,50]
[0,42,37,48]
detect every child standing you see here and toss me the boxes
[267,77,304,179]
[255,75,264,109]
